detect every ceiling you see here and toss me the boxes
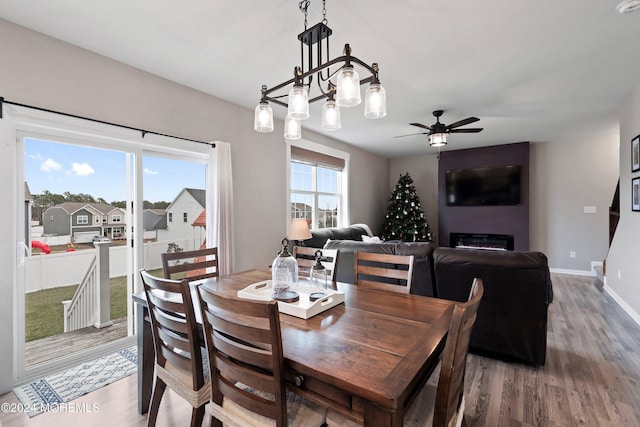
[1,0,639,158]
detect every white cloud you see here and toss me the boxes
[40,158,62,173]
[144,168,159,175]
[29,153,44,160]
[70,162,95,176]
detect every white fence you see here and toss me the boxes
[25,238,200,293]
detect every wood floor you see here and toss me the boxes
[1,273,639,427]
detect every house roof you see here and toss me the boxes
[166,188,206,211]
[46,202,123,215]
[192,209,206,227]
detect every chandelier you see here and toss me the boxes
[253,0,387,139]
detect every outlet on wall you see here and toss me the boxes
[570,251,576,259]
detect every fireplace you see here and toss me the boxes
[450,233,514,251]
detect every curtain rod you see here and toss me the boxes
[0,97,215,148]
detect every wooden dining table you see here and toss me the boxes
[133,269,455,427]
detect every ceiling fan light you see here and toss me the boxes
[287,85,309,120]
[336,66,361,107]
[617,0,640,13]
[429,132,448,147]
[254,102,274,132]
[322,99,341,130]
[364,83,387,118]
[284,115,302,140]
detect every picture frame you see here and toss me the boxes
[633,135,640,172]
[633,177,640,212]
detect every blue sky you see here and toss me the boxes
[24,138,206,203]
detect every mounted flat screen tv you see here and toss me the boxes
[445,165,521,206]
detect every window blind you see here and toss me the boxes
[291,146,345,171]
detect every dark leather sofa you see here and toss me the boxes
[305,225,552,366]
[433,247,552,366]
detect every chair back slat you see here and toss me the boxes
[434,278,484,427]
[354,251,415,294]
[156,327,191,354]
[162,247,219,281]
[198,285,289,426]
[293,246,338,281]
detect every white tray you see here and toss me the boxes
[237,280,345,319]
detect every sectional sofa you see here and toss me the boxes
[302,224,552,366]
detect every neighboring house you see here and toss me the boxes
[156,188,206,245]
[143,209,167,241]
[42,202,127,243]
[291,202,312,219]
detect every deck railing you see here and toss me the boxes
[62,243,113,332]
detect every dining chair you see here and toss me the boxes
[293,246,339,281]
[353,251,415,294]
[327,278,484,427]
[197,285,328,427]
[161,246,219,281]
[140,269,209,427]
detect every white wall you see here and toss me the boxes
[390,134,619,273]
[606,85,640,323]
[530,134,619,272]
[0,19,389,392]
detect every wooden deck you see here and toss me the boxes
[25,317,129,367]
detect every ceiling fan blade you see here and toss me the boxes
[393,132,430,138]
[409,122,431,130]
[446,117,479,129]
[449,128,483,133]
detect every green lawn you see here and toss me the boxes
[25,268,163,342]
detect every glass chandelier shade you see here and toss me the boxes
[284,115,302,139]
[336,66,361,107]
[364,83,387,118]
[322,99,341,130]
[287,85,310,120]
[254,102,274,132]
[429,132,448,147]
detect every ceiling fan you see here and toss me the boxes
[394,110,483,147]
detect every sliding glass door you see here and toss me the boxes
[13,109,210,383]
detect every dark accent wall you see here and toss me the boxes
[438,142,530,251]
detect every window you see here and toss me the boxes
[289,143,348,229]
[183,212,188,223]
[102,215,107,223]
[77,215,88,225]
[168,212,173,222]
[112,215,121,223]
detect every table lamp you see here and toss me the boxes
[288,218,312,246]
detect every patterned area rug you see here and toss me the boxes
[13,346,137,417]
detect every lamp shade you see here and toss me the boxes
[254,102,274,132]
[364,83,387,118]
[288,218,312,242]
[284,115,302,140]
[288,85,310,120]
[322,99,341,130]
[429,133,448,147]
[336,66,361,107]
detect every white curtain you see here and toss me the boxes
[207,141,234,276]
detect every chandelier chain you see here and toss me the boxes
[299,0,310,30]
[322,0,327,24]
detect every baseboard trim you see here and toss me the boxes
[549,267,594,276]
[603,285,640,327]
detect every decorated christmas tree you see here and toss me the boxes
[381,172,432,242]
